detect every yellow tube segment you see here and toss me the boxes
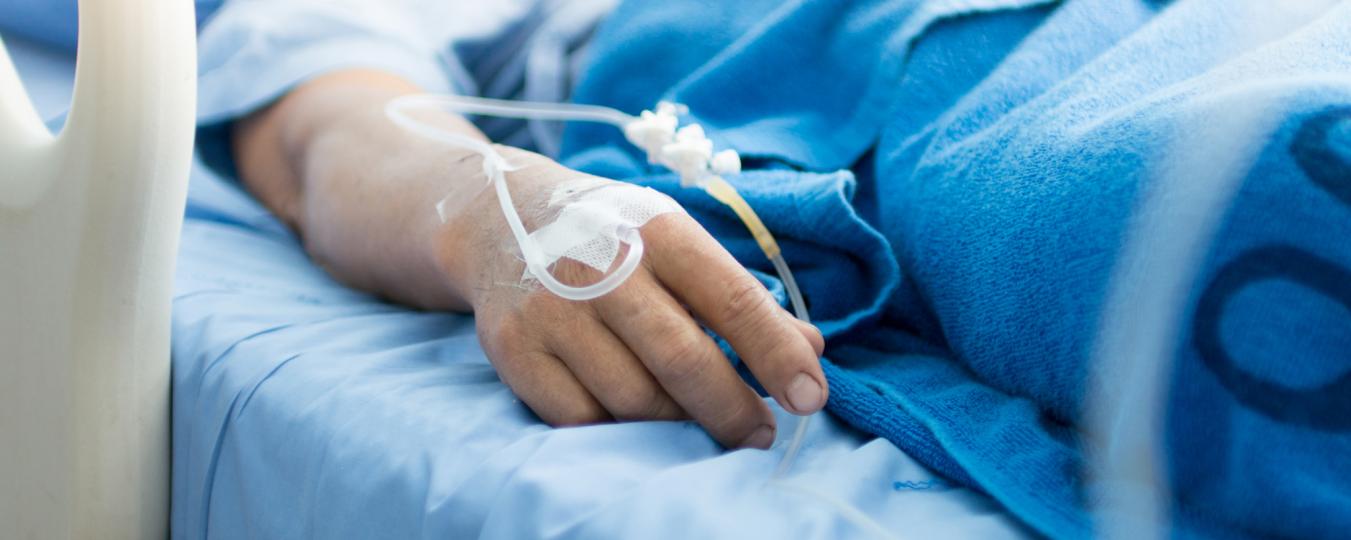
[703,176,782,260]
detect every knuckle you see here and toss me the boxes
[756,326,803,363]
[718,275,774,329]
[611,386,672,421]
[704,394,754,436]
[648,334,710,384]
[549,400,609,426]
[548,258,603,289]
[643,211,692,241]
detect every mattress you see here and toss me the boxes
[5,34,1029,539]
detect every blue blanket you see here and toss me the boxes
[560,0,1351,537]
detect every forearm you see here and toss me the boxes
[233,70,534,311]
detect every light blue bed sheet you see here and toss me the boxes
[170,150,1029,540]
[6,34,1028,539]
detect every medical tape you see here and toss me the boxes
[387,98,682,301]
[524,178,682,280]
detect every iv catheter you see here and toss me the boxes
[385,94,815,474]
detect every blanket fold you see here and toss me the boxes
[562,0,1351,537]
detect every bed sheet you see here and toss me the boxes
[6,35,1029,539]
[169,150,1029,540]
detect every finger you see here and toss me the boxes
[510,350,611,426]
[593,270,777,449]
[480,320,611,426]
[546,310,686,421]
[644,215,828,415]
[792,318,825,357]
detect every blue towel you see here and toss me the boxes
[560,0,1351,537]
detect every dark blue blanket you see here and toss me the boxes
[560,0,1351,537]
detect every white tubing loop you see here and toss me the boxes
[386,96,645,301]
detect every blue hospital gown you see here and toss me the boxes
[196,0,617,160]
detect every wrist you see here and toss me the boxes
[431,146,593,310]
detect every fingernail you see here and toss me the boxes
[786,373,824,413]
[741,425,775,449]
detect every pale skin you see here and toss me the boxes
[232,69,827,449]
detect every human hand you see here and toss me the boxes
[452,149,827,449]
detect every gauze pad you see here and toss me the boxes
[528,179,682,278]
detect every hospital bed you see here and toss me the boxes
[0,0,194,537]
[0,3,1031,539]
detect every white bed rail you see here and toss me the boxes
[0,0,196,537]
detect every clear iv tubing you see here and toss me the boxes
[702,175,813,477]
[391,94,636,131]
[385,94,814,474]
[387,96,644,301]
